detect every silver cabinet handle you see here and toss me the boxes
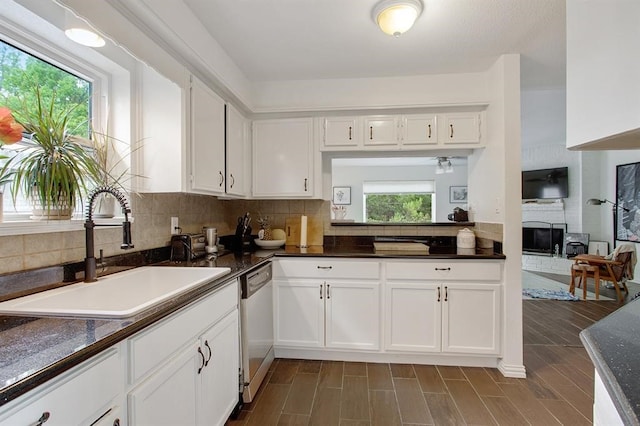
[204,340,212,366]
[197,347,206,374]
[32,412,50,426]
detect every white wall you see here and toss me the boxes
[331,163,468,222]
[521,89,582,232]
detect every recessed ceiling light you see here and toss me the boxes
[373,0,423,37]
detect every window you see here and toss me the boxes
[1,39,93,219]
[363,181,435,223]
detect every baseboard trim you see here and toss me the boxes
[498,360,527,378]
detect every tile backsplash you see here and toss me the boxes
[0,194,503,275]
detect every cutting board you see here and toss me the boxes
[285,216,323,246]
[373,242,429,254]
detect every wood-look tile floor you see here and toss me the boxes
[227,299,621,425]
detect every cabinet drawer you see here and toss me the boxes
[0,348,122,426]
[129,280,238,383]
[386,261,502,281]
[274,259,380,279]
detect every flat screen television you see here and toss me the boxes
[522,167,569,200]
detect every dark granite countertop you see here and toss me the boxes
[0,241,504,407]
[580,297,640,426]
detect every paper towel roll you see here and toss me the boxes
[300,215,308,247]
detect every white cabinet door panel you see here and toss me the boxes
[325,281,379,350]
[274,279,324,347]
[385,283,441,352]
[442,284,500,354]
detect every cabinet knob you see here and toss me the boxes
[31,412,50,426]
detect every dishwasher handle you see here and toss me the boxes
[241,264,272,298]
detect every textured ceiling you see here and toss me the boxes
[183,0,566,90]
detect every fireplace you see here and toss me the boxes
[522,223,566,256]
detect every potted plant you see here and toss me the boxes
[0,106,24,222]
[5,87,100,220]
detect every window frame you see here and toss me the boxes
[0,10,111,231]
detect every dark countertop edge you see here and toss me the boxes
[275,251,505,260]
[0,247,505,406]
[580,329,640,426]
[330,221,475,226]
[0,258,273,407]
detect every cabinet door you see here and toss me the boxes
[440,112,481,144]
[190,76,226,195]
[441,284,500,355]
[199,310,240,426]
[274,279,324,347]
[128,341,200,426]
[325,281,379,350]
[323,117,360,148]
[252,118,313,197]
[385,282,441,352]
[401,114,438,147]
[226,104,249,197]
[363,116,399,147]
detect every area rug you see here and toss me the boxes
[522,270,613,301]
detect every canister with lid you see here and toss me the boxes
[456,228,476,249]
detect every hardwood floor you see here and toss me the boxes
[227,299,621,425]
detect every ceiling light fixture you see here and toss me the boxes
[435,156,453,174]
[64,11,105,47]
[373,0,423,37]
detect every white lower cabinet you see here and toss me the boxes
[274,279,379,350]
[385,261,501,355]
[0,348,123,426]
[128,280,240,426]
[273,259,381,351]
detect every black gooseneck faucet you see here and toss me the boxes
[84,186,134,283]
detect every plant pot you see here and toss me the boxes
[31,202,73,220]
[93,192,116,218]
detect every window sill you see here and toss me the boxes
[0,217,134,236]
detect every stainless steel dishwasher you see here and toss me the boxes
[240,262,274,403]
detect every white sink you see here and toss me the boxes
[0,266,231,319]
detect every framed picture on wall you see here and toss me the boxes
[449,186,468,203]
[616,161,640,243]
[333,186,351,205]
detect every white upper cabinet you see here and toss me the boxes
[401,114,438,147]
[252,118,314,198]
[363,116,400,147]
[567,0,640,149]
[320,111,484,151]
[323,117,360,147]
[190,75,226,195]
[440,112,482,145]
[226,104,249,197]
